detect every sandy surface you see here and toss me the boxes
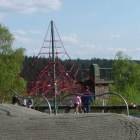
[0,104,140,140]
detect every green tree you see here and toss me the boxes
[0,24,26,103]
[111,51,140,104]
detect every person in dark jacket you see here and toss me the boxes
[12,95,20,105]
[81,86,93,113]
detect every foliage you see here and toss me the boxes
[0,24,26,103]
[107,96,124,105]
[93,99,103,106]
[21,57,114,84]
[111,51,140,104]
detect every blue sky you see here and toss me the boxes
[0,0,140,59]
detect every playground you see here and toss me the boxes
[0,21,140,140]
[0,104,140,140]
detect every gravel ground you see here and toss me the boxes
[0,104,140,140]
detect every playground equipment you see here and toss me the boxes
[60,92,129,116]
[27,21,115,114]
[28,21,79,114]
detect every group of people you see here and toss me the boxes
[73,86,94,113]
[12,95,33,108]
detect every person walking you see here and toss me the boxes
[12,95,20,105]
[81,86,93,113]
[73,95,82,114]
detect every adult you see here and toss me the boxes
[81,86,93,113]
[26,99,33,108]
[12,95,20,105]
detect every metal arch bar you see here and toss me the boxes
[96,92,129,116]
[61,92,129,116]
[42,95,52,115]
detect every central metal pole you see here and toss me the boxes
[51,20,57,114]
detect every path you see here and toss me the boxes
[0,104,140,140]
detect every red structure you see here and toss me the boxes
[29,21,79,99]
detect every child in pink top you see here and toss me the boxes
[73,95,82,113]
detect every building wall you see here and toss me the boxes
[95,85,110,101]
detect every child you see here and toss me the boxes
[73,95,82,114]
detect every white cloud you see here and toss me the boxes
[135,48,140,51]
[108,47,127,52]
[13,33,42,55]
[12,30,97,58]
[13,30,27,36]
[12,29,42,52]
[13,31,32,44]
[62,34,79,45]
[27,30,42,35]
[11,29,140,59]
[61,35,98,58]
[12,29,42,36]
[0,13,6,21]
[108,47,140,53]
[0,0,62,14]
[111,33,121,39]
